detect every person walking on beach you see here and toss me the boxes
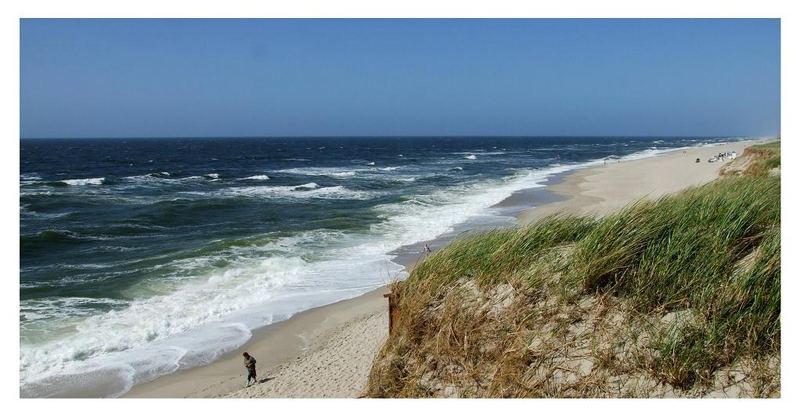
[243,352,257,387]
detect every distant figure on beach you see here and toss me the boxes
[243,352,257,387]
[424,243,432,255]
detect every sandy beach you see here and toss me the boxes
[124,286,389,398]
[124,139,766,399]
[518,139,766,223]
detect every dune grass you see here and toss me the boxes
[368,144,780,397]
[569,175,779,387]
[742,140,780,175]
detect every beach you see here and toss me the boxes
[125,287,388,398]
[122,138,766,398]
[518,139,765,223]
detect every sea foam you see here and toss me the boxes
[212,183,374,200]
[61,177,105,186]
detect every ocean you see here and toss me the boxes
[19,136,742,397]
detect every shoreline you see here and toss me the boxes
[124,138,766,398]
[125,286,389,398]
[518,139,768,223]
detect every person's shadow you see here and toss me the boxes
[257,377,274,384]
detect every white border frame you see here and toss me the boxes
[1,1,794,415]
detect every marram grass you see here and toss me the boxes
[369,148,780,396]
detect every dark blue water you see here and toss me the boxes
[19,136,740,396]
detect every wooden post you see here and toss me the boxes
[383,291,396,334]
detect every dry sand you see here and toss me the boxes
[226,311,387,398]
[124,287,388,398]
[126,139,766,399]
[519,139,766,224]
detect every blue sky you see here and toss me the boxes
[20,19,780,138]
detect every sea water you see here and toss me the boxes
[19,136,743,397]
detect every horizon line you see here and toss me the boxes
[20,134,767,141]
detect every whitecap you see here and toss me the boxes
[21,173,42,181]
[277,167,359,178]
[61,177,105,186]
[240,175,270,181]
[293,182,319,190]
[213,184,374,200]
[123,172,173,184]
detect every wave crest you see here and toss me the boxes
[218,183,373,200]
[240,175,270,181]
[60,177,106,186]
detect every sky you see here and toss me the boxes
[20,19,780,138]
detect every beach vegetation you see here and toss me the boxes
[367,143,780,397]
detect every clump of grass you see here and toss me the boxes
[410,215,595,290]
[384,216,595,354]
[570,175,779,386]
[368,145,780,397]
[743,140,781,176]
